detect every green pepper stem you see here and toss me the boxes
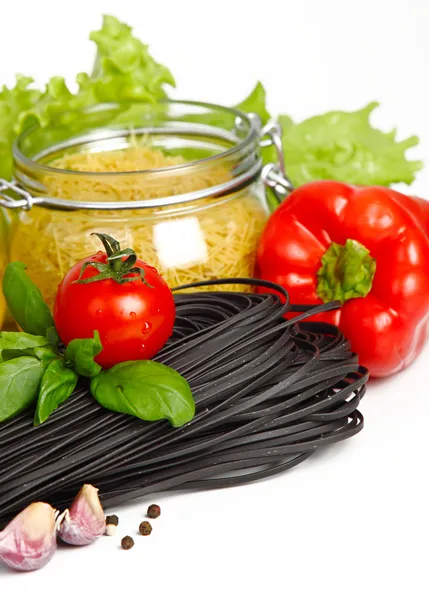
[316,239,376,304]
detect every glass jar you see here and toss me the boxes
[0,208,9,326]
[0,101,289,312]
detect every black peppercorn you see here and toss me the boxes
[147,504,161,519]
[139,521,153,536]
[106,515,119,526]
[121,535,134,550]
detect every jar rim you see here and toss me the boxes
[13,99,260,178]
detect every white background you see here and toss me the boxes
[1,0,429,598]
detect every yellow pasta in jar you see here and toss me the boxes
[0,210,9,327]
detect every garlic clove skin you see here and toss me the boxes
[0,502,58,571]
[58,484,105,546]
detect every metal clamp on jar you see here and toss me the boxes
[0,100,292,313]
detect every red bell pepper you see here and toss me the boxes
[256,181,429,378]
[396,194,429,237]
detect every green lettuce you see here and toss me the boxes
[0,16,422,189]
[0,15,175,180]
[278,102,422,187]
[235,81,270,125]
[0,76,42,179]
[79,15,175,102]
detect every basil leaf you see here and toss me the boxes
[0,332,47,346]
[0,332,48,362]
[90,360,195,427]
[34,359,78,426]
[1,345,58,362]
[65,331,103,378]
[46,326,60,347]
[2,262,55,336]
[33,346,59,361]
[0,357,44,422]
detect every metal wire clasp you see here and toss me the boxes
[261,163,294,198]
[259,122,294,204]
[0,179,34,210]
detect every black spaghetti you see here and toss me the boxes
[0,278,367,526]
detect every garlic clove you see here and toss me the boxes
[0,502,58,571]
[58,484,105,546]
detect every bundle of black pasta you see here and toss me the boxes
[0,279,367,526]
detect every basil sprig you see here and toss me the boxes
[65,331,102,378]
[91,361,195,427]
[2,262,54,336]
[0,332,49,361]
[35,359,78,426]
[0,259,195,428]
[0,357,45,422]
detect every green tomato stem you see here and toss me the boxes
[75,233,151,286]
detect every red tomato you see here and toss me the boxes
[54,251,175,369]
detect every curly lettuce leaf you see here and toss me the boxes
[0,76,42,179]
[17,77,76,132]
[279,102,422,187]
[235,82,270,125]
[0,15,175,180]
[79,15,175,102]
